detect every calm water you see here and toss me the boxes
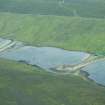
[82,59,105,86]
[0,46,89,70]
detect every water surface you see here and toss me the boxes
[82,59,105,86]
[0,46,89,71]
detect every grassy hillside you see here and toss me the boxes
[0,0,105,105]
[0,0,105,18]
[0,59,105,105]
[0,12,105,54]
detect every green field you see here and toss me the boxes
[0,59,105,105]
[0,0,105,105]
[0,12,105,55]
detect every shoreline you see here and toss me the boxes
[79,70,105,88]
[0,37,105,87]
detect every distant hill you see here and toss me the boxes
[0,0,105,18]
